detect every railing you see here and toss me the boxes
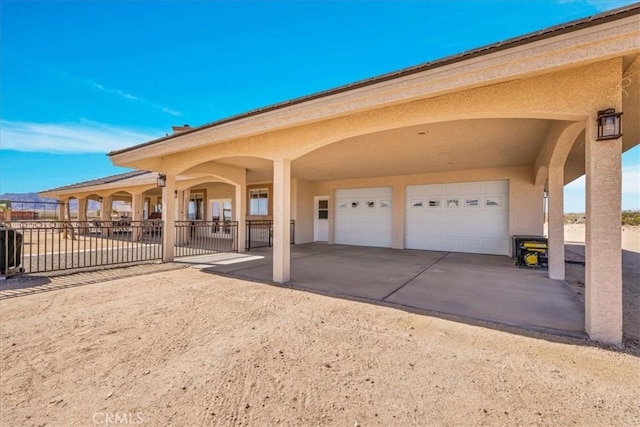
[174,220,238,257]
[0,220,163,275]
[246,220,295,251]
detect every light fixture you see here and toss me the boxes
[157,174,166,188]
[98,197,103,203]
[596,108,623,141]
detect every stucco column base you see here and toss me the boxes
[585,119,622,346]
[273,158,291,283]
[162,175,176,262]
[547,167,565,280]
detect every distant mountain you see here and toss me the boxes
[0,192,56,204]
[0,193,101,211]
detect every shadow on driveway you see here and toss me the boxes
[192,244,586,338]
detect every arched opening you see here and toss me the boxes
[291,117,558,253]
[172,178,240,258]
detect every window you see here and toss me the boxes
[318,200,328,219]
[249,189,269,215]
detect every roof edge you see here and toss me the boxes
[39,170,152,195]
[109,2,640,157]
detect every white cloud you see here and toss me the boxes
[88,80,182,117]
[0,120,160,154]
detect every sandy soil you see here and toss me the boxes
[564,224,640,252]
[1,268,639,426]
[562,225,640,342]
[16,229,157,256]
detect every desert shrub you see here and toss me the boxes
[564,211,640,226]
[622,210,640,226]
[564,213,585,224]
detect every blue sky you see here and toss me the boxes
[0,0,638,212]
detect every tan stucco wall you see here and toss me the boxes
[293,179,314,244]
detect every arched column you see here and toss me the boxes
[100,196,113,222]
[547,167,565,279]
[57,200,65,221]
[585,113,622,345]
[162,174,176,262]
[132,193,144,241]
[100,195,113,238]
[272,158,291,283]
[234,179,247,253]
[77,197,89,235]
[539,121,585,280]
[175,189,189,246]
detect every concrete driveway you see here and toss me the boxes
[179,244,585,337]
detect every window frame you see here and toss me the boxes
[249,188,269,215]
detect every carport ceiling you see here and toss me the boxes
[293,118,553,182]
[211,118,553,183]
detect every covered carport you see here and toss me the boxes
[108,6,640,345]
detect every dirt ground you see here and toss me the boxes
[17,229,155,256]
[563,225,640,342]
[1,267,639,426]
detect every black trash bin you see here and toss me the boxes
[0,227,23,275]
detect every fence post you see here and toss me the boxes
[246,220,251,251]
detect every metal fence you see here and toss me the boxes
[174,220,238,257]
[1,220,163,275]
[0,199,62,221]
[1,218,296,276]
[246,220,295,251]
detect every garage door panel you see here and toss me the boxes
[463,182,484,193]
[335,187,392,248]
[406,180,509,255]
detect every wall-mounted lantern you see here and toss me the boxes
[596,108,623,141]
[157,174,166,188]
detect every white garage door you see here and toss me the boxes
[335,187,393,247]
[405,180,509,255]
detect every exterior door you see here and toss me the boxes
[314,197,329,242]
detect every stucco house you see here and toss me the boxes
[40,4,640,345]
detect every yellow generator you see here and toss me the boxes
[512,236,548,269]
